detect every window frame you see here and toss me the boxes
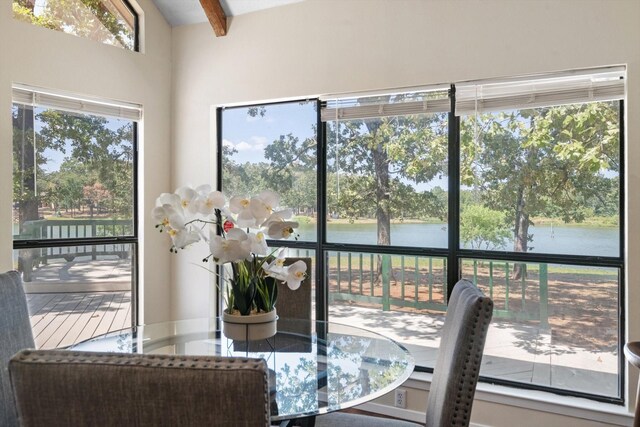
[11,98,140,328]
[216,86,625,404]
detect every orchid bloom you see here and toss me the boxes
[152,204,187,230]
[284,260,307,290]
[156,192,182,212]
[196,190,226,215]
[266,221,299,239]
[262,250,288,281]
[175,186,199,216]
[230,195,256,227]
[247,231,269,256]
[167,226,200,250]
[210,228,251,263]
[250,190,280,225]
[261,209,293,227]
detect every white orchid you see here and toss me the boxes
[168,226,201,250]
[266,220,299,239]
[196,190,226,215]
[283,260,307,290]
[262,250,288,280]
[261,209,293,227]
[248,231,269,255]
[230,195,257,227]
[175,186,199,216]
[210,229,251,263]
[153,186,302,315]
[263,253,307,290]
[250,190,280,224]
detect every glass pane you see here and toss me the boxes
[13,244,134,349]
[461,258,619,398]
[13,0,136,51]
[221,101,318,242]
[13,104,135,240]
[326,93,449,248]
[327,250,447,366]
[460,101,620,257]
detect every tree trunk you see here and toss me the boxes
[14,105,39,230]
[364,121,392,281]
[513,185,529,280]
[373,144,391,246]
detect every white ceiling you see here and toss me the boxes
[151,0,306,27]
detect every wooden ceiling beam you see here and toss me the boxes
[199,0,227,37]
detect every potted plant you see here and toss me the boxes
[152,185,307,339]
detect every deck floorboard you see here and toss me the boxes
[27,291,132,350]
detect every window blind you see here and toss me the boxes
[12,85,142,121]
[321,88,451,122]
[455,67,625,116]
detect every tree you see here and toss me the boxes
[460,205,511,250]
[327,101,448,245]
[13,106,134,224]
[462,101,620,277]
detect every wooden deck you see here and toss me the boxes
[26,291,132,349]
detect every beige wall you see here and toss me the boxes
[171,0,640,425]
[0,0,173,323]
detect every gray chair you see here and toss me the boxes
[9,349,271,427]
[316,279,493,427]
[275,257,313,321]
[624,342,640,427]
[0,270,34,427]
[237,257,313,353]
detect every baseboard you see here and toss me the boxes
[355,402,424,424]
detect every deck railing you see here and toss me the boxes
[325,251,549,326]
[17,219,132,282]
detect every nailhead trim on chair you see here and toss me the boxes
[15,350,266,371]
[450,297,493,426]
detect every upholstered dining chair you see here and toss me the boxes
[624,341,640,427]
[236,256,313,353]
[0,270,34,427]
[315,278,493,427]
[9,349,271,427]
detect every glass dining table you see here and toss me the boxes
[70,317,414,426]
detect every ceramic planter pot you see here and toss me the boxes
[222,309,278,341]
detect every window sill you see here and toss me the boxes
[358,372,633,426]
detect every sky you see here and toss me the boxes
[221,101,317,165]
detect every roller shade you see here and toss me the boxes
[455,67,625,116]
[321,88,451,122]
[12,85,142,121]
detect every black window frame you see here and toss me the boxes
[216,88,625,404]
[12,105,140,328]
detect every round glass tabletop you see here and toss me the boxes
[70,317,414,421]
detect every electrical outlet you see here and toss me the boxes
[394,388,407,408]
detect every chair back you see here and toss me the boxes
[0,270,34,427]
[235,257,313,353]
[9,350,270,427]
[275,257,312,321]
[426,279,493,427]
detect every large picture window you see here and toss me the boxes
[218,67,625,402]
[12,86,140,349]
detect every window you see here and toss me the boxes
[218,67,625,402]
[219,100,319,313]
[13,0,138,51]
[12,86,140,349]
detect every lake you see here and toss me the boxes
[295,222,619,257]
